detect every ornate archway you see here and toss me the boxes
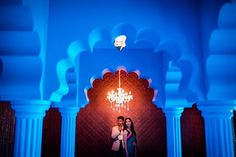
[76,69,166,157]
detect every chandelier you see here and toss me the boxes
[107,70,133,112]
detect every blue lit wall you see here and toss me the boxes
[0,0,228,104]
[42,0,226,104]
[1,0,236,156]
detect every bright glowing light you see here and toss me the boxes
[107,70,133,112]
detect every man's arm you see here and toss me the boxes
[111,126,120,139]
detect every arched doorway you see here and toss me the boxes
[75,70,167,157]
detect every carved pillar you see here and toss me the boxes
[198,101,235,157]
[11,100,50,157]
[163,107,184,157]
[59,107,79,157]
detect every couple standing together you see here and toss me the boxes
[111,116,137,157]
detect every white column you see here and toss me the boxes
[163,107,184,157]
[198,101,235,157]
[11,100,50,157]
[59,107,79,157]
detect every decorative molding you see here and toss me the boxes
[50,23,196,108]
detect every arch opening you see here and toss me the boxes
[76,69,167,157]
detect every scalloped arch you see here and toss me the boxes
[156,40,181,62]
[175,59,198,102]
[88,28,112,51]
[68,40,88,63]
[136,28,160,48]
[86,68,156,107]
[112,23,137,42]
[50,40,89,104]
[50,23,196,108]
[50,59,73,103]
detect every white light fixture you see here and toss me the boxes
[107,70,133,112]
[114,35,127,51]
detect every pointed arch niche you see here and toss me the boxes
[75,69,167,157]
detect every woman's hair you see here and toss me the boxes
[124,117,136,136]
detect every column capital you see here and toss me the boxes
[163,107,184,117]
[11,100,50,157]
[163,107,183,157]
[197,100,236,118]
[59,107,79,117]
[11,100,50,118]
[198,100,236,157]
[59,107,79,157]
